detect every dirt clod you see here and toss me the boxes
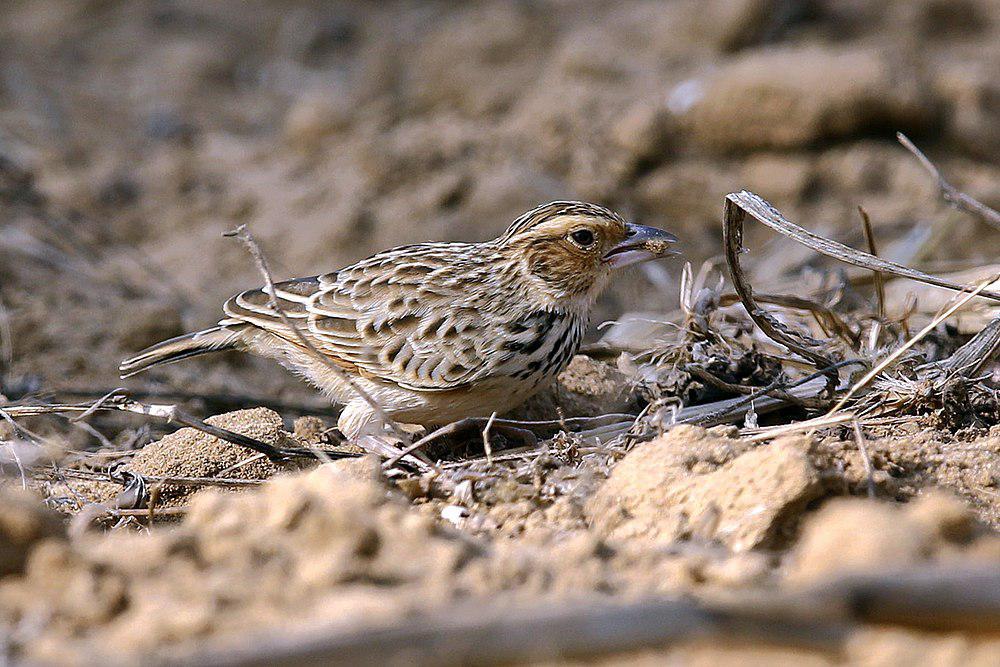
[111,408,297,506]
[515,355,641,419]
[0,488,64,577]
[588,426,822,550]
[787,492,995,584]
[687,47,930,151]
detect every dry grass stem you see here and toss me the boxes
[743,411,856,442]
[858,206,886,320]
[829,274,1000,414]
[43,466,263,489]
[852,420,877,499]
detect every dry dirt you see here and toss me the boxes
[3,422,1000,664]
[2,0,1000,665]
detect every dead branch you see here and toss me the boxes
[52,387,340,418]
[897,132,1000,231]
[724,194,841,391]
[929,314,1000,379]
[724,190,1000,395]
[223,225,407,441]
[39,466,263,489]
[685,365,815,409]
[120,397,298,461]
[718,292,860,347]
[3,397,358,462]
[177,567,1000,667]
[724,191,1000,302]
[681,359,862,429]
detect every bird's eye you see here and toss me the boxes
[569,229,596,247]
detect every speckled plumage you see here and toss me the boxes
[120,201,678,437]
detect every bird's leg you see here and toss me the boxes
[338,399,435,468]
[446,417,538,449]
[337,398,386,440]
[381,417,540,469]
[486,422,538,449]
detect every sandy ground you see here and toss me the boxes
[2,0,1000,664]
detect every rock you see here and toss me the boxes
[703,0,809,53]
[557,355,640,415]
[292,415,328,444]
[700,551,773,587]
[408,4,541,114]
[635,160,738,255]
[0,488,64,577]
[587,426,822,550]
[685,46,932,151]
[910,0,989,40]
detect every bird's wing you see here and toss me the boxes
[221,248,509,391]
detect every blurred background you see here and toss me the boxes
[1,0,998,404]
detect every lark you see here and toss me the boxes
[120,202,679,437]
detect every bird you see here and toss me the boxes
[120,201,679,439]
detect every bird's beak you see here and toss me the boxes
[602,224,680,269]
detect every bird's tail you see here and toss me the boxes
[119,325,245,378]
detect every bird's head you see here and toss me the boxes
[495,201,679,304]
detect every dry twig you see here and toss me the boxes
[224,225,406,441]
[897,132,1000,231]
[3,397,357,462]
[40,466,263,489]
[482,411,497,464]
[53,387,339,418]
[723,190,1000,398]
[743,411,856,442]
[724,191,1000,303]
[724,194,843,391]
[928,314,1000,379]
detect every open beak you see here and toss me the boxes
[602,224,680,269]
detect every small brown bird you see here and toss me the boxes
[120,202,679,437]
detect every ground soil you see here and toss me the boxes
[1,1,999,665]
